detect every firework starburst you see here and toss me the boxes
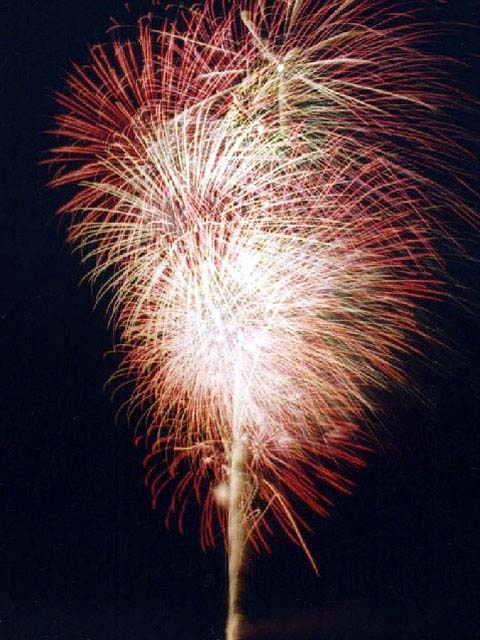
[47,1,476,637]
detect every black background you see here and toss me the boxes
[2,1,480,639]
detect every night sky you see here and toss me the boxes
[2,1,480,639]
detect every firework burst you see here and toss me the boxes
[47,1,476,637]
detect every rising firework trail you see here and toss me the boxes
[47,1,477,638]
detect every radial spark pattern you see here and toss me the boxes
[48,0,474,559]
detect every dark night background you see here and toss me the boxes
[2,1,480,639]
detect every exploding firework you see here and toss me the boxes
[47,1,476,637]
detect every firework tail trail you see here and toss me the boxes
[46,1,477,638]
[226,361,247,640]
